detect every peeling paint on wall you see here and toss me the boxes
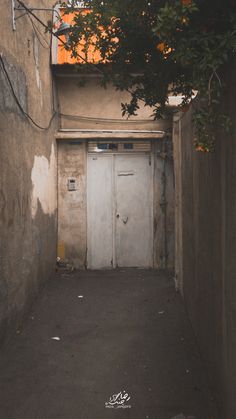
[31,144,57,218]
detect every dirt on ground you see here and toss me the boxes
[0,269,218,419]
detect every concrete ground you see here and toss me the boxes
[0,269,218,419]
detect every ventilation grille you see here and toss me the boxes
[88,141,151,153]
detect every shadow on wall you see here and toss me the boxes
[173,63,236,419]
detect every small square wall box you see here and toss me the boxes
[67,178,77,191]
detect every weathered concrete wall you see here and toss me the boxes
[55,72,171,132]
[58,141,87,268]
[0,2,58,341]
[173,61,236,419]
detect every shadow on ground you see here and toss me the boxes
[0,269,218,419]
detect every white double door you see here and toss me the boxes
[87,153,153,268]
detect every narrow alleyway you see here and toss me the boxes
[0,270,217,419]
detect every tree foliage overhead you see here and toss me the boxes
[62,0,236,151]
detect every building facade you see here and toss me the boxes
[54,67,175,270]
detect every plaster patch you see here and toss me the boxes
[31,144,57,218]
[33,35,43,107]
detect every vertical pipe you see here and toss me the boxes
[12,0,16,30]
[158,138,168,269]
[163,139,168,269]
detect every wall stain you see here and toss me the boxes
[0,189,6,222]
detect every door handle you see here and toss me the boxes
[122,216,128,224]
